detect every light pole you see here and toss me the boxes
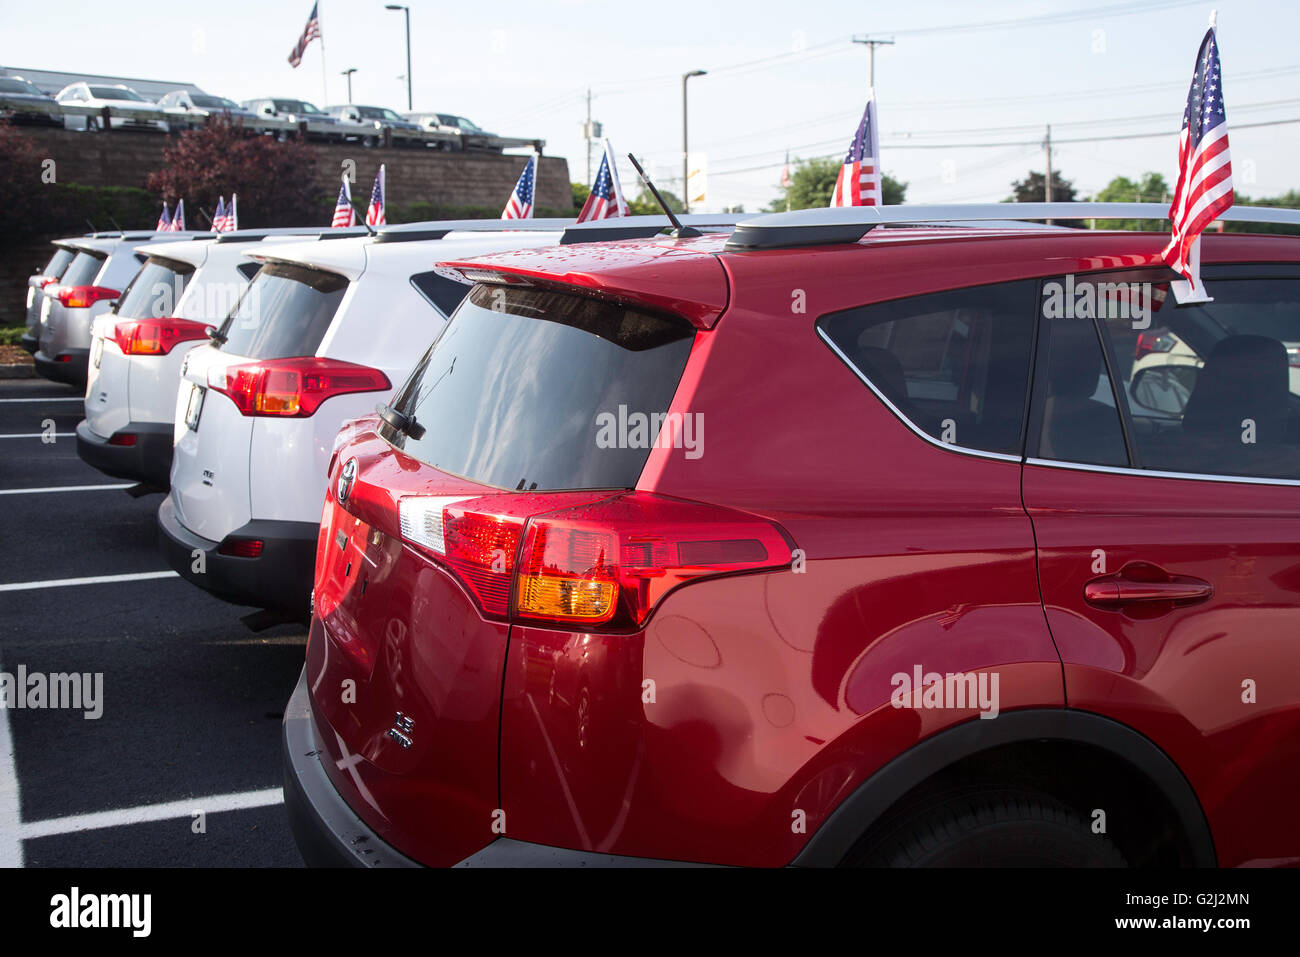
[341,68,357,103]
[385,4,412,111]
[682,69,706,213]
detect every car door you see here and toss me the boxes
[1022,264,1300,868]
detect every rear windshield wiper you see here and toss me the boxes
[377,402,425,440]
[207,326,228,346]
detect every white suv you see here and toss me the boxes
[156,220,569,621]
[76,227,364,488]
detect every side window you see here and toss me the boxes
[1096,273,1300,481]
[818,280,1038,455]
[236,262,261,281]
[1035,281,1129,467]
[411,271,473,318]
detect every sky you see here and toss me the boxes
[1,0,1297,212]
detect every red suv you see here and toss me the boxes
[283,205,1300,867]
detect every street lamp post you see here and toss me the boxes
[682,69,706,214]
[341,68,357,103]
[385,4,413,111]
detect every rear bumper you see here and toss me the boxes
[19,332,39,355]
[33,347,89,385]
[282,666,704,868]
[75,419,173,487]
[156,494,316,614]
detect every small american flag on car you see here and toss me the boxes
[171,199,186,231]
[365,165,386,227]
[156,202,171,231]
[501,153,538,220]
[212,197,231,233]
[1162,20,1233,284]
[331,177,355,227]
[577,141,629,223]
[288,2,322,69]
[830,89,881,207]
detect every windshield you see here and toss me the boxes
[275,99,322,114]
[0,78,42,95]
[90,86,144,101]
[190,94,236,109]
[113,257,194,319]
[386,284,695,491]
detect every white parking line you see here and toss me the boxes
[0,571,178,593]
[0,653,22,867]
[0,398,81,404]
[19,788,284,841]
[0,433,76,439]
[0,484,132,496]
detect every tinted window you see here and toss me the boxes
[0,78,41,95]
[60,251,107,287]
[114,256,194,319]
[236,262,261,281]
[387,285,695,491]
[819,280,1038,455]
[189,95,230,109]
[216,263,347,359]
[1036,303,1128,467]
[43,248,75,277]
[90,86,143,101]
[410,271,472,318]
[1096,275,1300,480]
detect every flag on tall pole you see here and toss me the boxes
[365,164,386,226]
[331,176,355,227]
[1162,12,1233,301]
[172,199,186,231]
[156,202,172,231]
[830,89,882,207]
[501,152,538,220]
[576,140,629,222]
[288,2,322,68]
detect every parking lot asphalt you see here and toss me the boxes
[0,377,305,866]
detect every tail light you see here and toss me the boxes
[113,318,209,356]
[395,490,793,631]
[207,357,390,418]
[107,433,137,447]
[38,277,57,288]
[1134,329,1175,359]
[218,538,264,558]
[56,285,118,309]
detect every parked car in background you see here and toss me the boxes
[324,104,421,146]
[23,241,81,354]
[284,206,1300,870]
[77,227,365,489]
[0,75,61,127]
[157,89,257,131]
[34,232,208,386]
[434,112,495,149]
[402,112,460,149]
[157,220,569,625]
[55,82,166,132]
[240,97,342,140]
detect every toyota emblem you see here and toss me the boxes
[337,458,358,503]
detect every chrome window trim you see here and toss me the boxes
[1025,456,1300,488]
[816,326,1023,465]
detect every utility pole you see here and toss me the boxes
[682,69,706,213]
[1043,124,1053,224]
[852,35,895,88]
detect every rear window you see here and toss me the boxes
[43,248,75,277]
[386,284,696,491]
[114,256,194,319]
[60,251,107,288]
[216,262,348,359]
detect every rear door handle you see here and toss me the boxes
[1085,571,1214,607]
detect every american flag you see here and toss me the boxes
[576,141,628,222]
[1161,25,1233,282]
[780,152,792,189]
[288,2,322,69]
[831,89,881,207]
[212,197,230,232]
[501,153,538,220]
[331,177,355,227]
[365,165,386,226]
[156,202,172,231]
[214,193,239,232]
[172,199,186,231]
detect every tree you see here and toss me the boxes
[145,116,320,227]
[571,181,590,211]
[629,187,683,215]
[766,156,907,211]
[1090,172,1171,230]
[1008,170,1077,203]
[1224,189,1300,235]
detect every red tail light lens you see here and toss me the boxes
[112,318,209,356]
[218,538,264,558]
[208,358,390,418]
[107,433,137,447]
[1134,329,1175,359]
[57,285,119,309]
[394,490,793,631]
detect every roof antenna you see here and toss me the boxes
[198,207,214,228]
[108,215,123,230]
[85,219,97,232]
[627,154,700,238]
[350,201,376,237]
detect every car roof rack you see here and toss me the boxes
[724,202,1300,251]
[559,214,744,245]
[217,226,369,244]
[373,218,574,244]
